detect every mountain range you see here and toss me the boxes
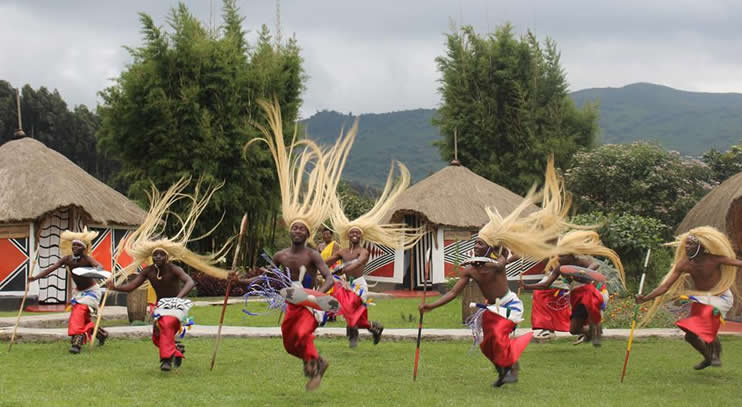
[303,83,742,186]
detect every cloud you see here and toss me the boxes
[1,0,741,116]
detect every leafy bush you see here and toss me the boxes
[190,270,247,297]
[572,212,673,294]
[564,142,715,229]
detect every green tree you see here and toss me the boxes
[702,144,742,184]
[96,1,306,262]
[434,24,599,194]
[564,142,715,229]
[0,81,110,180]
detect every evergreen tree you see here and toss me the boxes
[96,0,306,261]
[434,24,598,193]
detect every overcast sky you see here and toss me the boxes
[1,0,741,118]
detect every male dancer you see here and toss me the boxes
[325,162,420,348]
[107,178,229,371]
[523,231,624,346]
[420,188,559,388]
[29,228,108,354]
[246,98,354,390]
[637,226,742,369]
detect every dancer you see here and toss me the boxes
[421,188,559,387]
[523,230,624,346]
[325,162,422,347]
[637,226,742,369]
[107,178,230,371]
[29,228,109,354]
[245,98,353,390]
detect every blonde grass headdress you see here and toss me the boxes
[477,187,561,261]
[246,98,355,235]
[640,226,739,326]
[547,230,626,288]
[117,177,230,281]
[60,228,99,256]
[527,155,594,234]
[329,162,424,249]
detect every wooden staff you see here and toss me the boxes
[89,235,128,350]
[210,214,248,371]
[413,247,432,381]
[8,250,40,352]
[620,248,651,383]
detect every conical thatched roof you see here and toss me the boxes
[0,138,146,226]
[385,163,537,228]
[677,171,742,248]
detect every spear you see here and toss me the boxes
[210,214,248,371]
[620,248,651,383]
[8,250,40,352]
[413,247,432,381]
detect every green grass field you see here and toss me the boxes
[1,336,740,406]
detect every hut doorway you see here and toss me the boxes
[401,215,435,290]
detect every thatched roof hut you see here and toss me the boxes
[676,172,742,248]
[0,138,145,304]
[677,172,742,320]
[0,137,145,226]
[366,162,539,291]
[387,162,537,228]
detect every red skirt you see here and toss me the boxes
[531,289,571,332]
[569,284,604,325]
[676,302,722,343]
[68,304,95,343]
[331,282,371,329]
[281,303,319,361]
[152,316,183,360]
[479,311,533,368]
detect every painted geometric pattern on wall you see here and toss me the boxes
[363,242,395,278]
[443,233,544,279]
[0,237,29,291]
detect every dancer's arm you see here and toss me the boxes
[312,251,334,293]
[171,264,195,298]
[523,269,559,290]
[107,268,148,292]
[420,272,471,313]
[636,266,683,303]
[29,256,69,281]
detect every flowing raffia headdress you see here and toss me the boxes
[526,155,593,234]
[246,98,355,236]
[118,177,230,281]
[60,228,99,256]
[329,161,423,249]
[477,187,561,261]
[640,226,739,326]
[548,230,626,288]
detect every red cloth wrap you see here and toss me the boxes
[331,281,371,329]
[569,284,603,325]
[531,289,571,332]
[281,303,319,361]
[68,303,94,342]
[479,311,533,368]
[676,302,722,344]
[152,316,183,360]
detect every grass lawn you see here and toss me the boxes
[1,336,740,406]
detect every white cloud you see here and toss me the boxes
[1,0,741,115]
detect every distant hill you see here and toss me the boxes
[303,83,742,186]
[571,82,742,154]
[303,109,445,186]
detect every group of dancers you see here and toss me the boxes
[26,99,742,390]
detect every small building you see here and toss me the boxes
[0,137,146,308]
[363,161,542,290]
[677,172,742,320]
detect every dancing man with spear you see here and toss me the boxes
[107,178,231,371]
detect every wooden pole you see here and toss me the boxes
[620,248,651,383]
[210,214,248,371]
[413,247,432,381]
[8,250,40,352]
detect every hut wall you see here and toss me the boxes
[37,207,83,303]
[0,223,32,293]
[361,240,404,283]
